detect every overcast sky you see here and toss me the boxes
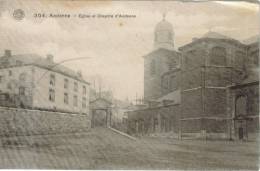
[0,0,258,101]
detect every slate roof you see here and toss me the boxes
[179,31,245,51]
[156,89,181,104]
[202,31,232,39]
[0,53,89,84]
[143,48,180,58]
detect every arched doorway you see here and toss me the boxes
[234,95,248,140]
[90,98,112,128]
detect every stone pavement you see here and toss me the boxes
[0,128,258,170]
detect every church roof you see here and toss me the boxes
[202,31,232,39]
[179,31,245,51]
[242,35,259,45]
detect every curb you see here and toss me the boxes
[108,127,137,141]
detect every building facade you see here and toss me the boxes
[0,50,90,115]
[127,18,259,141]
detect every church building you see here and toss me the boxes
[127,16,259,141]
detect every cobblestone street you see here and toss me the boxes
[0,128,258,170]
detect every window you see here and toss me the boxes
[74,82,78,92]
[9,70,12,76]
[50,74,55,86]
[49,88,55,102]
[150,59,156,75]
[82,97,87,108]
[210,47,227,66]
[235,95,247,116]
[19,87,25,96]
[73,95,78,106]
[83,85,86,95]
[19,73,26,81]
[170,75,178,91]
[64,78,69,89]
[64,93,69,104]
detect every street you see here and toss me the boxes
[0,128,258,170]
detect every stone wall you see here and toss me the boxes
[161,69,181,96]
[144,49,180,101]
[181,89,202,118]
[205,67,232,87]
[204,88,227,117]
[181,67,201,90]
[0,107,91,136]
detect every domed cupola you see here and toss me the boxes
[154,15,174,50]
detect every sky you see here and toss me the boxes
[0,0,258,101]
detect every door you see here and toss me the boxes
[238,127,243,140]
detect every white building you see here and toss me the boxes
[0,50,90,115]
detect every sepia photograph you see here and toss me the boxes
[0,0,258,170]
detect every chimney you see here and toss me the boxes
[46,54,54,62]
[4,50,11,57]
[77,70,82,78]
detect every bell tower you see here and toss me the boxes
[154,14,174,50]
[144,15,177,101]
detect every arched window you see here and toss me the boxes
[19,86,25,96]
[150,59,156,75]
[210,47,227,66]
[235,95,247,116]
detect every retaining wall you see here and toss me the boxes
[0,107,91,136]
